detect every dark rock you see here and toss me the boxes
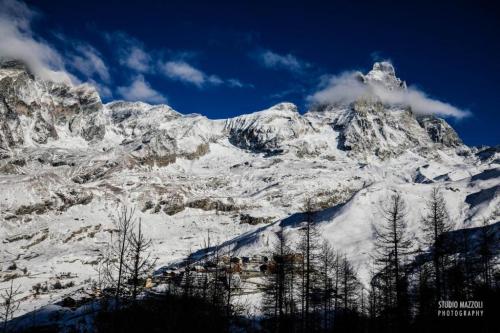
[417,115,462,147]
[15,201,54,215]
[187,198,237,212]
[239,214,273,225]
[163,204,185,216]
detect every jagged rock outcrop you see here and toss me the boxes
[475,146,500,164]
[0,61,106,150]
[72,161,119,184]
[186,197,238,212]
[106,101,221,165]
[225,103,315,155]
[13,188,93,216]
[362,61,407,90]
[314,101,435,157]
[417,115,462,147]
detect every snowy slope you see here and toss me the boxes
[0,60,498,317]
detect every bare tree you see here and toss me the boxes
[1,279,21,333]
[126,219,155,302]
[92,258,105,294]
[104,206,136,306]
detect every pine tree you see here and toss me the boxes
[223,245,238,321]
[421,187,451,299]
[298,199,321,331]
[372,193,413,325]
[209,243,225,308]
[339,254,359,311]
[414,261,434,331]
[478,218,495,289]
[182,250,194,299]
[336,254,360,332]
[318,241,336,330]
[262,228,296,331]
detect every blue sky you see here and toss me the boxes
[1,0,499,146]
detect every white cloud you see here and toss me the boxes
[68,43,110,82]
[257,49,309,73]
[160,60,208,87]
[159,60,249,89]
[375,84,470,119]
[117,75,167,104]
[107,32,251,89]
[107,32,152,73]
[207,74,223,85]
[123,46,151,72]
[0,0,114,96]
[0,0,76,84]
[308,68,470,119]
[227,78,246,88]
[309,71,368,105]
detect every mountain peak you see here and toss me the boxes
[372,61,395,74]
[364,61,406,90]
[269,102,298,113]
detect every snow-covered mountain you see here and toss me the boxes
[0,60,498,316]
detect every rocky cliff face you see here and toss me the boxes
[225,102,315,155]
[0,61,105,155]
[311,101,462,158]
[0,60,467,161]
[416,115,462,147]
[306,62,464,158]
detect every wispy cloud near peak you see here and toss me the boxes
[308,63,470,119]
[0,0,76,84]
